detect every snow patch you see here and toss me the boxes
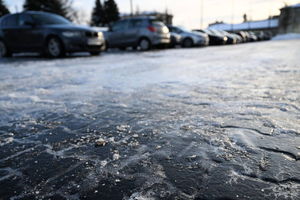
[272,33,300,41]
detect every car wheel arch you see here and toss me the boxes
[45,35,65,50]
[182,37,194,47]
[44,35,65,58]
[138,36,151,44]
[183,37,194,43]
[137,36,152,50]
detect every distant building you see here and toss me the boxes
[278,4,300,34]
[208,3,300,35]
[121,11,173,25]
[208,17,279,34]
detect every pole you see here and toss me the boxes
[201,0,204,28]
[130,0,133,16]
[231,0,234,31]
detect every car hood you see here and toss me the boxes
[180,31,208,38]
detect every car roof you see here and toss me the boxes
[21,11,59,15]
[125,16,156,21]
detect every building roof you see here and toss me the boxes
[281,3,300,9]
[209,19,278,31]
[287,3,300,8]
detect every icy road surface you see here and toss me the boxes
[0,40,300,200]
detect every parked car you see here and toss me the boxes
[193,29,227,45]
[0,11,105,58]
[248,31,258,42]
[104,17,170,51]
[167,25,209,48]
[211,29,238,44]
[255,31,272,41]
[231,33,243,44]
[236,31,248,42]
[169,32,182,48]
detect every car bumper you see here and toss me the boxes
[62,36,105,52]
[194,38,209,46]
[151,35,171,46]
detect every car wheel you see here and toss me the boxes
[90,51,101,56]
[182,38,193,48]
[138,38,151,51]
[0,40,11,58]
[46,37,65,58]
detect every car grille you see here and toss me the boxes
[86,31,98,38]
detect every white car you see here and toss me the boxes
[167,26,209,48]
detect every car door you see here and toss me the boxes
[108,20,128,48]
[17,14,44,51]
[1,14,20,50]
[123,19,144,46]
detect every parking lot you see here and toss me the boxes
[0,39,300,200]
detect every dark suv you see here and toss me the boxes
[0,11,105,58]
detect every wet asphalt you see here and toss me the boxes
[0,40,300,200]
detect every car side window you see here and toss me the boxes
[169,27,177,33]
[128,19,143,28]
[1,15,18,27]
[112,20,127,32]
[19,14,34,26]
[174,28,182,34]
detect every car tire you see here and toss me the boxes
[90,51,101,56]
[138,38,151,51]
[182,38,193,48]
[45,37,65,58]
[0,40,11,58]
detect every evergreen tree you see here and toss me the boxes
[23,0,74,20]
[0,0,10,17]
[103,0,120,25]
[90,0,105,26]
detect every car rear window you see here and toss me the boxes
[150,20,164,27]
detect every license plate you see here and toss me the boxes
[88,38,102,45]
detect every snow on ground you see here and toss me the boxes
[0,40,300,200]
[209,19,278,31]
[272,33,300,41]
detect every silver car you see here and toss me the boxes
[168,26,209,48]
[104,17,170,51]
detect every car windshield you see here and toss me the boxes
[178,26,191,32]
[31,13,71,25]
[209,29,222,36]
[203,29,213,34]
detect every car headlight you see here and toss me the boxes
[97,32,103,38]
[62,31,82,37]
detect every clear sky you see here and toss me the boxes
[4,0,300,28]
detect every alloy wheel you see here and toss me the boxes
[139,39,151,51]
[47,38,62,57]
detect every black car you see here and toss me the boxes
[193,29,227,45]
[0,11,105,58]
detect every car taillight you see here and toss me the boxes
[147,26,156,32]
